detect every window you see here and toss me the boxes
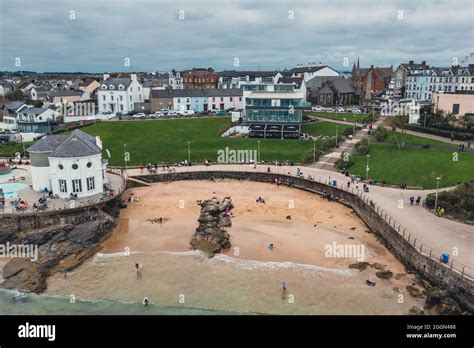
[72,179,82,193]
[103,95,106,101]
[239,97,242,101]
[58,164,64,170]
[220,97,224,102]
[120,95,123,101]
[230,97,233,102]
[111,95,114,101]
[72,163,79,170]
[452,104,460,114]
[87,162,92,168]
[59,179,67,193]
[130,96,132,101]
[87,177,95,191]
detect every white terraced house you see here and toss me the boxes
[97,74,143,115]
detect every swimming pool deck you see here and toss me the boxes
[0,165,125,214]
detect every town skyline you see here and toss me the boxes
[1,0,473,73]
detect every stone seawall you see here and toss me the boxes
[131,170,474,312]
[0,197,122,243]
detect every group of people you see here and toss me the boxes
[32,196,48,211]
[256,196,266,204]
[409,196,422,206]
[10,197,29,211]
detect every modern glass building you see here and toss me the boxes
[243,84,310,138]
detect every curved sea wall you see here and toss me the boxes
[130,170,474,312]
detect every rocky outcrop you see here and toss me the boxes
[190,197,233,257]
[1,211,115,293]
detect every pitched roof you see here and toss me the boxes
[27,129,100,157]
[4,101,26,111]
[287,66,328,74]
[218,70,279,78]
[151,88,242,98]
[100,78,132,90]
[51,90,83,97]
[277,77,304,89]
[20,107,49,115]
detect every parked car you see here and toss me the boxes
[324,107,335,112]
[159,108,169,114]
[214,110,226,116]
[151,112,163,118]
[335,107,345,112]
[311,105,324,112]
[183,110,195,115]
[133,113,146,118]
[350,108,361,113]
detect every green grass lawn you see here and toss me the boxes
[383,132,459,149]
[305,112,369,123]
[349,145,474,189]
[302,122,352,137]
[80,117,320,165]
[0,141,33,157]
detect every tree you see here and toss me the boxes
[389,115,408,149]
[5,90,24,101]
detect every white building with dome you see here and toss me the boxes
[27,129,108,199]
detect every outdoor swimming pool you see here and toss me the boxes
[0,182,28,198]
[0,169,23,182]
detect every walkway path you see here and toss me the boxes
[312,116,385,171]
[126,163,474,273]
[309,115,471,146]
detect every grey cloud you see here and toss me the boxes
[0,0,472,72]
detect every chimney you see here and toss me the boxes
[409,60,414,65]
[130,74,137,81]
[370,65,374,69]
[103,73,110,81]
[421,60,426,66]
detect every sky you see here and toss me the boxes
[0,0,473,73]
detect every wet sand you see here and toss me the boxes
[46,179,425,314]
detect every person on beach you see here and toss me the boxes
[282,282,287,291]
[143,297,149,307]
[268,243,274,250]
[135,262,142,272]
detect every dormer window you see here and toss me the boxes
[110,85,115,90]
[119,84,124,90]
[102,84,107,89]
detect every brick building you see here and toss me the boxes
[182,68,219,89]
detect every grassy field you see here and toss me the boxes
[305,112,370,122]
[0,141,32,157]
[383,132,459,149]
[302,122,352,137]
[349,145,474,189]
[80,117,321,165]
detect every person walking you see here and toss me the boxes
[409,196,414,206]
[415,196,421,206]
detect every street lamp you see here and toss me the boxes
[365,154,370,180]
[20,134,26,158]
[313,137,316,163]
[258,141,261,162]
[353,113,356,136]
[423,110,427,127]
[434,176,442,213]
[335,125,339,147]
[123,144,127,169]
[187,141,191,163]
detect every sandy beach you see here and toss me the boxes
[46,179,426,314]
